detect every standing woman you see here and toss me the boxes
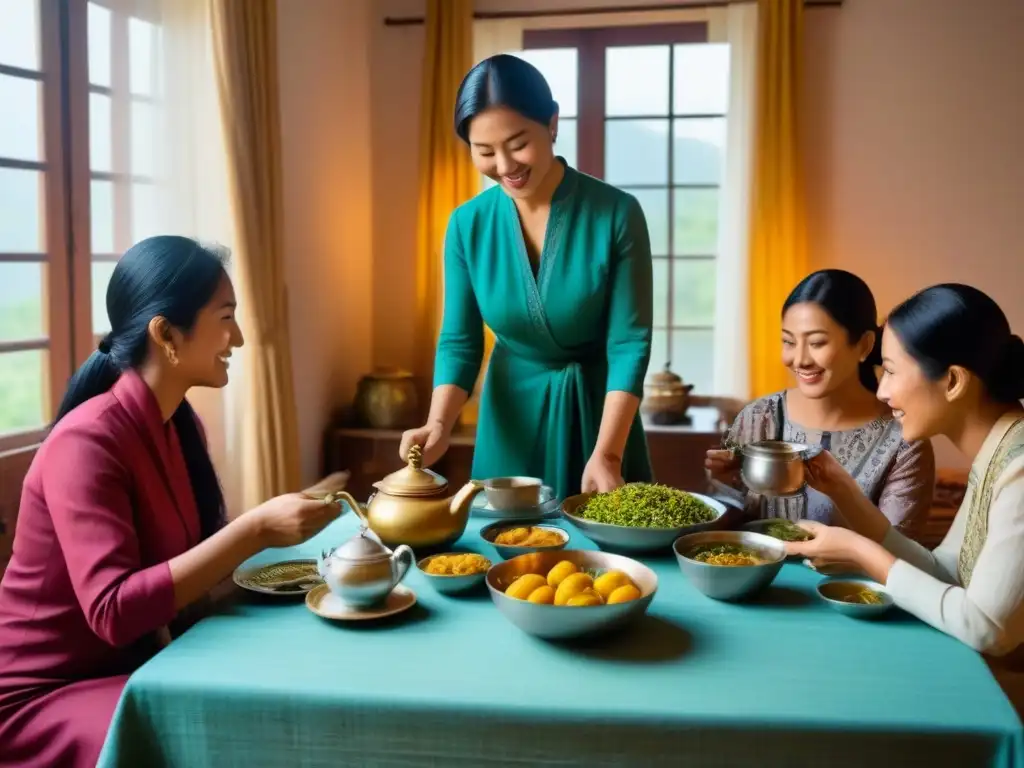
[0,237,339,768]
[786,284,1024,709]
[400,54,654,499]
[706,270,935,529]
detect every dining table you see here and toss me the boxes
[98,509,1023,767]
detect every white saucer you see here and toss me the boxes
[305,583,416,621]
[471,485,560,520]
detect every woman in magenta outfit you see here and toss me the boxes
[0,237,338,768]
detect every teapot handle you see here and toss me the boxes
[391,544,415,586]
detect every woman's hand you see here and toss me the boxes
[804,450,859,502]
[398,421,451,467]
[785,520,897,583]
[249,493,341,549]
[581,452,624,493]
[705,449,741,486]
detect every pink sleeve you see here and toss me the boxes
[41,428,177,648]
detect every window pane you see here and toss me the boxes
[606,46,669,117]
[129,17,157,96]
[90,179,114,253]
[89,92,113,173]
[605,119,668,186]
[673,118,726,186]
[0,168,44,251]
[0,263,45,342]
[652,259,668,327]
[131,100,155,176]
[673,44,730,116]
[672,259,716,327]
[0,349,47,433]
[673,188,719,256]
[670,329,714,394]
[0,74,42,162]
[0,0,40,70]
[556,117,577,170]
[88,2,112,88]
[91,261,116,334]
[630,188,668,256]
[515,48,578,118]
[132,182,158,243]
[649,329,668,378]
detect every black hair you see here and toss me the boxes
[783,269,882,392]
[454,54,558,143]
[54,235,229,539]
[887,283,1024,405]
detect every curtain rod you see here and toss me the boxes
[384,0,842,26]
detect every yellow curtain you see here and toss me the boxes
[415,0,479,385]
[210,0,301,508]
[747,0,809,397]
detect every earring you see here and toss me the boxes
[165,346,179,367]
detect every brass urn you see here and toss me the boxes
[353,368,419,429]
[640,363,695,426]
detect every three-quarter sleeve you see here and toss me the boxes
[433,211,484,393]
[605,194,653,397]
[877,438,937,531]
[41,427,177,648]
[886,457,1024,655]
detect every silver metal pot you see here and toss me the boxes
[738,441,822,497]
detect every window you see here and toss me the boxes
[518,25,730,395]
[0,0,164,449]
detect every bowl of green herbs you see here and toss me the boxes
[561,483,727,553]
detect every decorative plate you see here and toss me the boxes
[233,559,322,596]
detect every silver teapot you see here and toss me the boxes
[317,529,414,608]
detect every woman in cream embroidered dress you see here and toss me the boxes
[786,284,1024,711]
[706,270,934,530]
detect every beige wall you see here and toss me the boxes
[803,0,1024,466]
[278,0,374,484]
[279,0,1024,475]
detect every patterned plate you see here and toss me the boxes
[233,559,323,596]
[305,583,416,622]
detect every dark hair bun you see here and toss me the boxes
[991,334,1024,402]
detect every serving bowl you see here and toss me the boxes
[816,578,894,619]
[416,553,491,595]
[673,530,786,601]
[561,491,727,552]
[741,518,812,561]
[480,522,569,560]
[486,550,657,640]
[481,476,543,510]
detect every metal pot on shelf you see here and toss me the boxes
[353,367,419,429]
[640,363,694,425]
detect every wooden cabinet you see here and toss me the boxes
[322,407,725,500]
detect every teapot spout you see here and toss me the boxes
[449,480,484,518]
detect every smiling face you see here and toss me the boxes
[164,273,244,389]
[466,105,558,200]
[782,302,873,399]
[876,325,951,441]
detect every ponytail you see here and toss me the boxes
[52,235,229,539]
[857,325,883,394]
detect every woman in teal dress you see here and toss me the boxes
[400,54,654,500]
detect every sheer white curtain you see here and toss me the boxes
[141,0,244,515]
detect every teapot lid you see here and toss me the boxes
[335,529,392,562]
[376,444,449,496]
[649,362,685,387]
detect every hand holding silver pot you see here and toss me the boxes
[735,441,823,498]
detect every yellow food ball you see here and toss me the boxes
[546,560,580,589]
[554,572,594,605]
[566,589,603,607]
[527,585,556,604]
[606,584,642,604]
[593,570,635,599]
[505,573,548,601]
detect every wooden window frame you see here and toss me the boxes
[523,23,722,385]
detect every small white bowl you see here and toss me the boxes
[482,477,543,511]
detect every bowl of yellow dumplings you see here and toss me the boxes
[485,550,657,639]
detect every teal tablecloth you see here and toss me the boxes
[99,513,1023,767]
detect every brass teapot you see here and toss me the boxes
[640,362,695,426]
[332,445,484,550]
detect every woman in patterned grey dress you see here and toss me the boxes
[706,271,935,531]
